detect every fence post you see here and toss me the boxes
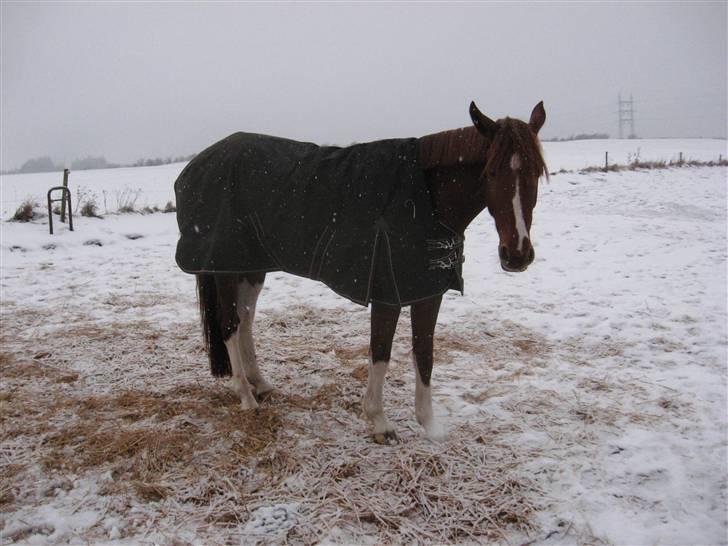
[60,168,70,222]
[678,152,683,166]
[604,151,609,173]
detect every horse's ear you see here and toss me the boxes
[529,101,546,134]
[469,101,497,138]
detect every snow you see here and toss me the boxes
[1,138,726,545]
[0,163,184,219]
[1,473,111,545]
[543,137,726,171]
[242,503,300,539]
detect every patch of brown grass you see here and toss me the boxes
[215,406,283,450]
[512,338,543,356]
[103,294,163,310]
[37,384,286,477]
[165,383,240,409]
[335,345,369,365]
[10,198,38,222]
[42,423,193,476]
[309,383,341,409]
[0,463,25,484]
[53,372,79,384]
[0,351,13,366]
[435,332,489,356]
[351,364,368,382]
[2,359,50,380]
[0,489,16,508]
[132,481,172,502]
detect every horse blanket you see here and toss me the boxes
[174,132,463,306]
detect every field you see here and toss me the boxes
[1,139,726,545]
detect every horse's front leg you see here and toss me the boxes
[411,295,446,441]
[363,302,401,445]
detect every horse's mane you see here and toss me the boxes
[418,120,548,180]
[418,126,489,169]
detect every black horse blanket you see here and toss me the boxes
[175,132,463,306]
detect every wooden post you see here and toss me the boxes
[679,152,683,166]
[60,169,70,222]
[604,151,609,173]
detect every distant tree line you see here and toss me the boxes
[14,156,58,173]
[131,155,196,167]
[543,133,610,142]
[3,153,197,175]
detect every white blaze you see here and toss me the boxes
[511,154,528,252]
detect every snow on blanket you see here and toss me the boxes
[0,160,726,544]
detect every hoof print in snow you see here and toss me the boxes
[125,233,143,240]
[42,243,56,250]
[84,239,103,247]
[9,245,26,252]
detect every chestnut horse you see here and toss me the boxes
[190,101,547,444]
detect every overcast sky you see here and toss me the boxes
[1,1,726,170]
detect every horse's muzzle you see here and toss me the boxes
[499,244,535,272]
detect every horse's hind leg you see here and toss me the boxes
[215,275,259,410]
[234,272,273,398]
[363,302,401,444]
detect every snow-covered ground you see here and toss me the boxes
[543,138,726,171]
[1,139,726,545]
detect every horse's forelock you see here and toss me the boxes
[487,118,548,181]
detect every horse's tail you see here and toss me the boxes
[196,274,232,377]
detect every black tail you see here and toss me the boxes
[196,274,232,377]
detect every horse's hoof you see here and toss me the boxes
[373,430,399,445]
[256,389,274,402]
[424,426,447,443]
[239,397,259,411]
[422,419,447,442]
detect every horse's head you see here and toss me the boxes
[469,101,547,273]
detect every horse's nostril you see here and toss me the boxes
[527,247,535,264]
[499,246,509,261]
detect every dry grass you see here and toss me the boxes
[80,198,102,218]
[42,425,191,473]
[0,300,678,544]
[10,198,39,222]
[578,157,728,174]
[275,431,544,543]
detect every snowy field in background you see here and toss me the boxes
[1,138,726,545]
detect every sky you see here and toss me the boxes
[1,1,726,171]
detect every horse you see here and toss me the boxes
[174,101,547,444]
